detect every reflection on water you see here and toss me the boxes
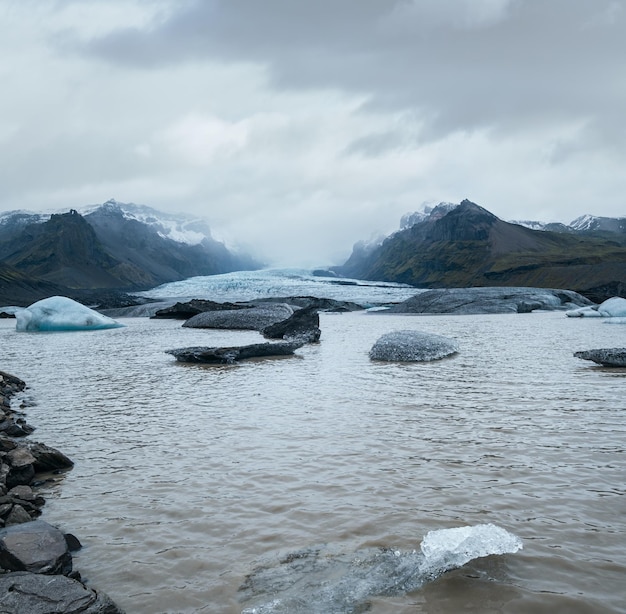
[1,311,624,614]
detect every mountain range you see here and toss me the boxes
[0,200,259,306]
[334,200,626,302]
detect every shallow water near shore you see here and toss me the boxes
[1,309,625,613]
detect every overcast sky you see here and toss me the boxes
[1,0,625,266]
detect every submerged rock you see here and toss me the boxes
[566,296,626,318]
[15,296,124,332]
[388,287,593,315]
[166,341,305,364]
[183,303,293,331]
[574,348,626,367]
[262,306,321,343]
[0,572,124,614]
[370,330,459,362]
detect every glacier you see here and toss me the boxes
[15,296,124,332]
[240,523,522,613]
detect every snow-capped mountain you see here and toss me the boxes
[400,202,458,230]
[399,202,625,236]
[79,199,214,246]
[569,214,626,233]
[0,200,260,299]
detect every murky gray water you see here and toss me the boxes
[1,310,624,613]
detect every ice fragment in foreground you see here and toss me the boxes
[240,523,522,613]
[15,296,124,332]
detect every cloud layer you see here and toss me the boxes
[1,0,624,266]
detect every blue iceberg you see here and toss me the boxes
[15,296,124,332]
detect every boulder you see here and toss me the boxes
[166,341,304,364]
[574,348,626,367]
[26,441,74,473]
[262,306,321,343]
[370,331,459,362]
[0,572,124,613]
[0,520,72,575]
[183,303,293,331]
[566,296,626,318]
[388,287,593,315]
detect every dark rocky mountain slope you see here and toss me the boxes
[0,203,260,305]
[334,200,626,301]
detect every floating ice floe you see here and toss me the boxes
[565,296,626,318]
[369,330,459,362]
[239,523,522,613]
[15,296,124,332]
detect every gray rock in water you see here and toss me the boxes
[574,348,626,367]
[0,572,124,613]
[151,299,251,319]
[166,341,305,364]
[0,520,72,575]
[183,303,294,330]
[262,306,321,343]
[370,330,459,362]
[388,287,593,315]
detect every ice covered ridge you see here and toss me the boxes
[240,523,522,613]
[15,296,124,332]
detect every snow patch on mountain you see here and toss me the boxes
[80,199,213,245]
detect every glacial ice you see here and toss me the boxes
[240,523,522,613]
[15,296,124,332]
[566,296,626,318]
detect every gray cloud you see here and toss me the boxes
[77,0,626,145]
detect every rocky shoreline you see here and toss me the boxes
[0,370,124,613]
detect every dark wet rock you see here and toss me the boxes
[0,571,124,613]
[0,372,26,397]
[151,298,251,319]
[183,303,294,330]
[65,533,82,552]
[5,504,31,526]
[387,287,593,315]
[0,311,15,319]
[370,330,459,362]
[574,348,626,367]
[166,340,305,364]
[262,306,321,343]
[5,448,36,489]
[25,441,74,473]
[0,520,72,575]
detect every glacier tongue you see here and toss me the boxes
[15,296,124,332]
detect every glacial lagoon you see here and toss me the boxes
[1,270,624,613]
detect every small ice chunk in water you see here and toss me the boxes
[240,523,523,613]
[420,523,523,576]
[15,296,124,332]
